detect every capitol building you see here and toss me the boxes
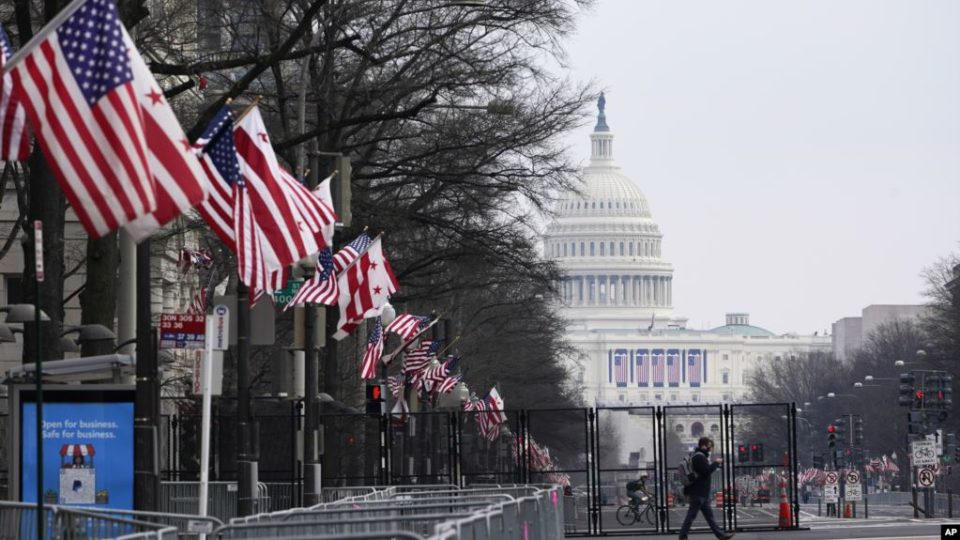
[544,95,830,460]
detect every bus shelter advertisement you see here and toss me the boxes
[20,394,134,510]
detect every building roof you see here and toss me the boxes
[708,324,777,338]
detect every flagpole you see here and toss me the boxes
[234,96,264,124]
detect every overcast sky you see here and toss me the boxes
[559,0,960,334]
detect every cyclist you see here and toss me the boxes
[625,475,652,508]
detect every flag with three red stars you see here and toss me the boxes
[7,0,207,240]
[332,235,399,340]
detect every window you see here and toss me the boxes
[675,424,684,433]
[600,201,604,209]
[600,243,604,256]
[670,393,678,401]
[563,244,567,257]
[710,424,720,434]
[629,243,635,256]
[722,370,730,385]
[654,393,663,401]
[620,242,624,256]
[4,274,23,305]
[580,242,585,256]
[722,354,729,361]
[609,242,614,255]
[590,242,595,256]
[692,393,701,402]
[722,393,732,402]
[691,422,704,437]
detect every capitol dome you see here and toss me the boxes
[544,94,686,331]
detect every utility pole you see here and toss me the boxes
[302,151,322,505]
[133,240,159,510]
[236,281,257,515]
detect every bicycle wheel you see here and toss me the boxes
[616,505,638,526]
[640,504,656,525]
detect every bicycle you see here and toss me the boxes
[616,498,656,526]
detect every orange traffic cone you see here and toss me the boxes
[778,480,791,528]
[843,502,852,518]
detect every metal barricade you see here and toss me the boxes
[82,508,225,538]
[0,501,177,539]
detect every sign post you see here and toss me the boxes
[824,471,840,512]
[845,471,862,502]
[911,440,938,467]
[33,220,43,540]
[199,304,229,531]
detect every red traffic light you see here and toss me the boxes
[371,385,381,400]
[751,445,758,450]
[738,445,747,453]
[827,425,835,433]
[916,390,925,400]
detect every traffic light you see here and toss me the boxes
[738,444,749,463]
[834,418,847,445]
[899,372,916,407]
[751,443,764,462]
[827,424,837,449]
[907,411,925,437]
[914,389,926,409]
[930,373,953,410]
[945,433,957,463]
[854,417,864,447]
[365,383,385,414]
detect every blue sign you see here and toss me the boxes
[22,401,134,509]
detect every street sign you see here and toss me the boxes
[212,304,230,351]
[912,440,938,467]
[846,471,861,485]
[917,467,936,488]
[159,313,206,349]
[273,279,304,307]
[927,430,943,457]
[845,483,862,501]
[824,472,840,503]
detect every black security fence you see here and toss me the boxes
[21,398,796,535]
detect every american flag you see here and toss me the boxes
[9,0,207,240]
[476,397,500,441]
[384,316,437,365]
[651,350,665,387]
[186,287,207,315]
[388,374,405,399]
[687,349,703,387]
[612,350,628,387]
[194,106,238,250]
[359,317,383,380]
[403,339,442,375]
[666,349,681,387]
[234,106,325,272]
[0,23,29,161]
[420,355,459,394]
[177,248,213,273]
[333,232,372,274]
[437,373,462,395]
[333,236,399,340]
[462,397,483,412]
[284,247,338,310]
[636,349,649,387]
[385,313,431,341]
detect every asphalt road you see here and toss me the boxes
[605,521,945,539]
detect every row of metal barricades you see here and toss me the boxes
[0,484,564,539]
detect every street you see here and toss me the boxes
[609,521,944,540]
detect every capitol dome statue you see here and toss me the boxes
[544,94,687,331]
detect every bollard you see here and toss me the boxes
[864,498,868,519]
[912,488,919,519]
[949,489,953,519]
[818,497,822,517]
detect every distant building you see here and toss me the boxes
[543,95,830,463]
[831,304,927,361]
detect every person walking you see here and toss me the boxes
[679,437,734,540]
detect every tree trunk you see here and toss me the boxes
[22,150,65,363]
[80,232,119,357]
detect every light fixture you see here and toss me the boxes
[62,324,116,344]
[380,302,397,326]
[1,304,49,323]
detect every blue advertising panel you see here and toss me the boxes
[20,391,134,510]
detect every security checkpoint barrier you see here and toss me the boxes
[0,501,177,539]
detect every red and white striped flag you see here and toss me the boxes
[234,106,325,271]
[360,317,383,380]
[333,236,399,340]
[8,0,207,240]
[313,173,336,247]
[283,247,338,310]
[0,24,30,161]
[385,313,431,341]
[193,106,238,250]
[437,373,462,395]
[186,287,207,315]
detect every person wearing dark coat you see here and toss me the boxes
[679,437,734,540]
